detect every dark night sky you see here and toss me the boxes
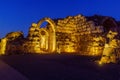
[0,0,120,38]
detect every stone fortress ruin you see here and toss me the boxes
[0,14,120,64]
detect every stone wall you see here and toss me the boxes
[24,23,42,53]
[0,14,120,57]
[56,15,104,55]
[4,31,24,55]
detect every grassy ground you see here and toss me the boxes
[0,54,120,80]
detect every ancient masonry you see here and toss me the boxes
[0,14,120,58]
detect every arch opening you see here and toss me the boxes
[40,22,48,28]
[39,29,49,51]
[37,18,56,53]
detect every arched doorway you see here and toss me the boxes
[39,29,49,51]
[37,17,56,53]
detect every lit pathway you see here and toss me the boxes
[0,60,28,80]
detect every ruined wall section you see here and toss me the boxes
[23,23,42,53]
[5,31,24,55]
[0,38,7,55]
[56,15,104,55]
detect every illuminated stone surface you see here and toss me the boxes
[0,38,7,55]
[0,14,120,62]
[99,30,119,64]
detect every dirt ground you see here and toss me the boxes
[0,54,120,80]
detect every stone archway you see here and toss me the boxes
[39,29,49,51]
[37,17,56,53]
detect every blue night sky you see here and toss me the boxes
[0,0,120,38]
